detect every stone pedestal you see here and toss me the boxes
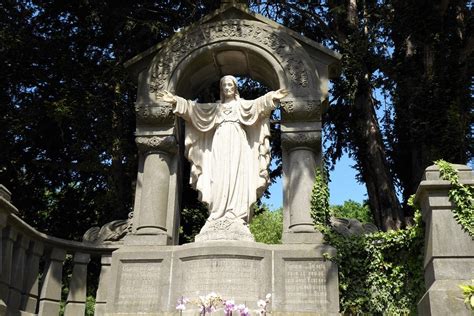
[281,120,324,244]
[130,134,179,245]
[104,241,339,315]
[415,164,474,316]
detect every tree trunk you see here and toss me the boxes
[352,80,404,230]
[338,0,404,230]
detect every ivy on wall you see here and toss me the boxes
[311,168,425,314]
[435,159,474,237]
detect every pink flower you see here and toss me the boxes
[176,297,189,310]
[236,304,250,316]
[224,299,235,314]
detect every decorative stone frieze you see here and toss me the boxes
[135,102,174,125]
[135,135,177,154]
[281,131,321,152]
[281,99,322,121]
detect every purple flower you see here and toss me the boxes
[236,304,250,316]
[176,296,189,311]
[224,299,236,314]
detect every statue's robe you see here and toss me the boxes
[174,93,275,222]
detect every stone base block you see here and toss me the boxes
[123,233,171,246]
[282,231,324,244]
[195,218,254,242]
[104,241,339,315]
[418,280,472,316]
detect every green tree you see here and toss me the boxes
[0,0,220,239]
[249,206,283,244]
[388,0,473,209]
[254,1,472,230]
[330,200,374,224]
[254,1,404,230]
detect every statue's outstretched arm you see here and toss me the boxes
[272,88,289,101]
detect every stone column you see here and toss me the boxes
[0,185,17,315]
[415,164,474,316]
[64,252,91,316]
[131,135,177,245]
[94,254,112,316]
[0,227,17,304]
[281,121,323,244]
[7,235,29,310]
[21,241,44,313]
[38,248,67,315]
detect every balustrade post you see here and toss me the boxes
[0,227,17,303]
[94,254,112,316]
[21,240,44,313]
[38,248,66,315]
[0,215,8,314]
[64,252,91,316]
[7,235,29,310]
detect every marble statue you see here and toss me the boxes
[159,76,288,224]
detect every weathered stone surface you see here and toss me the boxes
[0,185,11,202]
[106,249,172,314]
[194,217,254,242]
[418,280,472,316]
[104,241,339,315]
[329,217,379,237]
[415,164,474,316]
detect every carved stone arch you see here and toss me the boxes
[168,41,286,98]
[147,20,320,102]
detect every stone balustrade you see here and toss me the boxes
[0,185,118,316]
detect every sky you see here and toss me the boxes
[262,152,367,210]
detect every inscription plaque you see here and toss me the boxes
[116,261,162,312]
[179,256,263,303]
[284,260,327,310]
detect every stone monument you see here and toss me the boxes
[158,76,288,242]
[101,1,341,315]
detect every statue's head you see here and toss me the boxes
[219,75,240,101]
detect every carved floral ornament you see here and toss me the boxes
[280,99,322,120]
[135,102,173,125]
[135,135,178,154]
[149,20,313,103]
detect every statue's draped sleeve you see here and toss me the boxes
[237,92,275,200]
[173,97,217,204]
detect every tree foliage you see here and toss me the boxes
[330,200,373,224]
[249,206,283,244]
[254,0,472,230]
[388,0,473,208]
[0,0,220,239]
